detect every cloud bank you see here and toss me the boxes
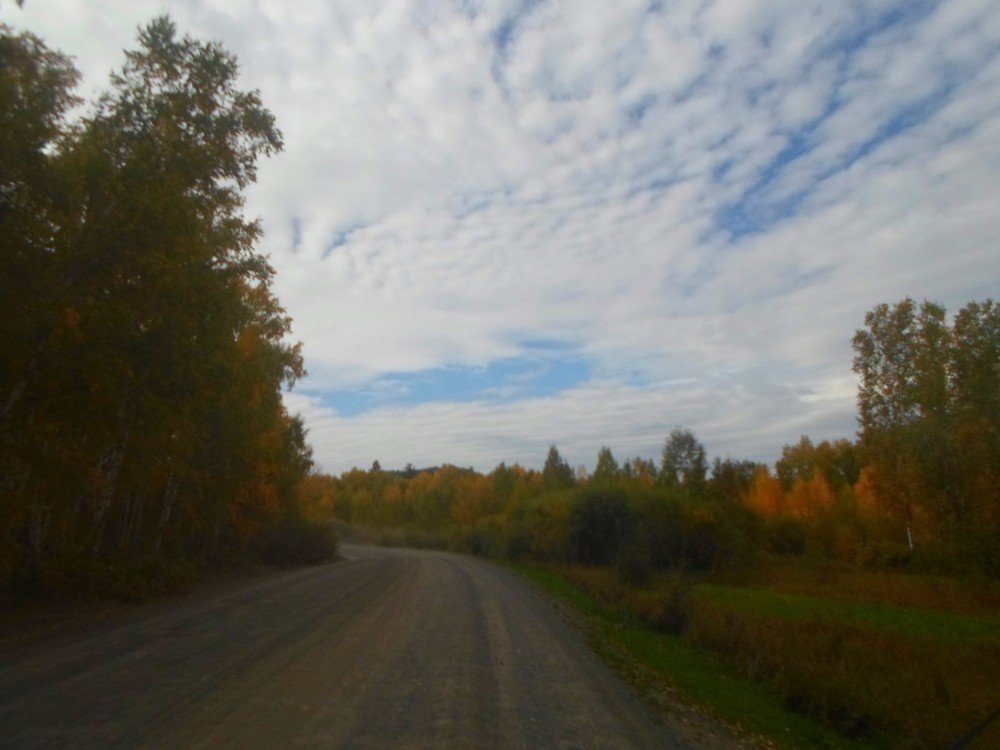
[6,0,998,472]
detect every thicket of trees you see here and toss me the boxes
[853,299,999,554]
[1,18,326,599]
[308,298,997,577]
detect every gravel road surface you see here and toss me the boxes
[0,544,741,748]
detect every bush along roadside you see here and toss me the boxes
[252,516,340,567]
[512,561,1000,750]
[509,561,861,750]
[686,589,1000,748]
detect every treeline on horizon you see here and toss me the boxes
[305,297,999,578]
[1,19,330,601]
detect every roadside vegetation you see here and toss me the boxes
[513,563,867,749]
[0,18,334,603]
[311,296,999,749]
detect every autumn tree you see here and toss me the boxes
[709,457,761,504]
[659,428,708,493]
[948,301,1000,533]
[591,446,621,486]
[745,466,785,517]
[776,437,861,493]
[853,297,998,551]
[0,18,319,597]
[624,457,658,487]
[0,27,82,578]
[484,461,518,517]
[853,299,942,546]
[542,444,574,489]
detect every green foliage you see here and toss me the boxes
[709,457,761,504]
[517,558,999,749]
[776,437,860,491]
[591,446,621,486]
[852,297,999,547]
[766,516,808,556]
[542,444,575,489]
[699,584,1000,643]
[659,428,708,492]
[566,489,633,565]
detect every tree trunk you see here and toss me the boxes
[0,355,42,426]
[28,492,51,557]
[153,476,178,552]
[91,442,127,556]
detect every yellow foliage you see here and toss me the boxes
[451,474,498,526]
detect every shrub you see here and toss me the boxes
[685,593,1000,747]
[857,538,912,569]
[766,515,807,556]
[614,528,654,587]
[640,497,688,569]
[8,549,199,602]
[502,523,533,560]
[638,573,693,634]
[637,494,747,572]
[567,489,633,565]
[682,504,746,570]
[529,492,573,560]
[455,524,501,557]
[254,516,339,565]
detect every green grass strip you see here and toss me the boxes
[698,584,1000,643]
[512,562,602,617]
[510,562,872,749]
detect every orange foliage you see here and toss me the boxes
[853,465,883,520]
[786,473,836,520]
[746,467,785,516]
[749,467,837,521]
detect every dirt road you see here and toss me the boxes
[0,545,739,748]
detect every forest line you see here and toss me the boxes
[305,296,999,579]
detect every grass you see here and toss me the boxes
[514,563,602,617]
[686,593,1000,747]
[732,561,1000,617]
[698,583,1000,642]
[511,560,1000,749]
[510,562,864,749]
[613,627,867,748]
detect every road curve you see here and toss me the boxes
[0,545,732,748]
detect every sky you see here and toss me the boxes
[4,0,998,474]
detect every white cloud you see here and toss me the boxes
[286,366,857,473]
[4,0,998,473]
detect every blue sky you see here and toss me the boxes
[320,350,591,416]
[6,0,998,473]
